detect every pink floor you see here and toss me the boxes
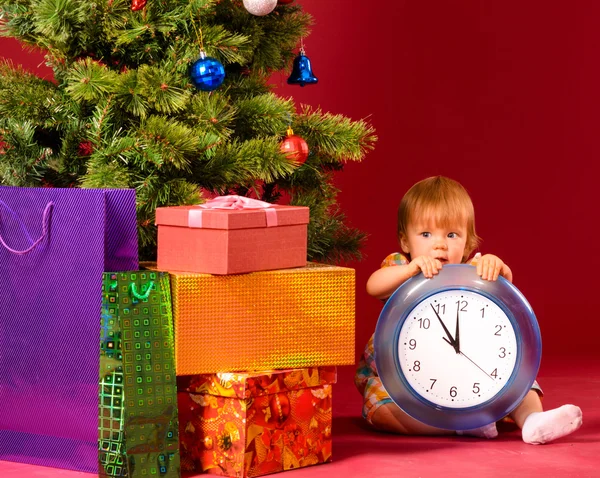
[2,357,599,478]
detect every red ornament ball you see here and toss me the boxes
[280,134,309,164]
[278,0,295,4]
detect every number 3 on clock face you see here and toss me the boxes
[375,265,541,430]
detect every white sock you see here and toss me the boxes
[522,404,582,444]
[456,422,498,439]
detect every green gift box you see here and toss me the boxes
[98,271,180,478]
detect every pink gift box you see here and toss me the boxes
[156,203,309,275]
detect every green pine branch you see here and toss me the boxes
[0,119,52,186]
[234,93,294,139]
[0,61,70,128]
[291,186,367,263]
[296,105,378,162]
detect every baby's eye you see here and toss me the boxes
[447,232,458,238]
[420,232,431,238]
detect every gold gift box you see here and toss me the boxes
[167,263,354,375]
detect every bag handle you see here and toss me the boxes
[130,281,155,301]
[0,200,54,255]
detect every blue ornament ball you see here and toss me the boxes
[190,53,225,91]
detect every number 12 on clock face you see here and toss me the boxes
[398,289,519,409]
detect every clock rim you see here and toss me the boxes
[374,264,542,430]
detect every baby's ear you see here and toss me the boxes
[399,234,410,254]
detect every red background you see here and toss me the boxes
[1,0,598,361]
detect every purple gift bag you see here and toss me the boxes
[0,186,138,473]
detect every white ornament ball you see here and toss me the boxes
[243,0,277,16]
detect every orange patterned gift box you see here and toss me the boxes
[169,263,355,375]
[177,367,336,477]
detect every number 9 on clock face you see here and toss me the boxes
[375,265,541,430]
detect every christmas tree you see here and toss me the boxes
[0,0,376,261]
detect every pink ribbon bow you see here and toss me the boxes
[188,195,278,228]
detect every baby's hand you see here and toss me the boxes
[411,255,443,279]
[477,254,513,282]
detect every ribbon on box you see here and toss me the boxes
[188,195,278,228]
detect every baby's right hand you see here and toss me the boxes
[410,256,443,279]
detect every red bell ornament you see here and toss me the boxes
[280,127,309,164]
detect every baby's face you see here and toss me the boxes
[401,220,468,264]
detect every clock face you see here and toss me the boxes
[398,289,518,409]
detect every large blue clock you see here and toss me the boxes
[374,265,542,430]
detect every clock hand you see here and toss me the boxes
[430,304,456,349]
[443,337,462,356]
[454,305,460,354]
[459,351,495,381]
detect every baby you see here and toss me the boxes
[355,176,582,444]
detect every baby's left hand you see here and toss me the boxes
[477,254,513,282]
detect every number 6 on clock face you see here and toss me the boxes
[374,265,541,430]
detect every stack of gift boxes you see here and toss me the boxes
[152,198,355,478]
